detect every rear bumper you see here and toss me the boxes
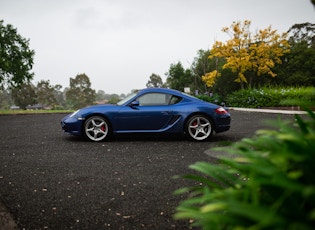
[215,115,231,133]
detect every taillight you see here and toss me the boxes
[215,107,228,115]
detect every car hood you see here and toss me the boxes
[81,104,119,112]
[69,104,119,118]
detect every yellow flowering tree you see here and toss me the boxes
[203,20,290,89]
[202,70,221,87]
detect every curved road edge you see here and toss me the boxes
[229,107,308,115]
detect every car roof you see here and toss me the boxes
[137,88,205,104]
[139,87,184,95]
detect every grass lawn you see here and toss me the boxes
[0,110,74,115]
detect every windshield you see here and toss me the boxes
[116,92,137,105]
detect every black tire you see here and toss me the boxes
[83,116,111,142]
[185,115,213,141]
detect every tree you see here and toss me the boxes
[288,22,315,48]
[0,88,13,109]
[212,67,241,97]
[65,73,96,109]
[11,83,37,109]
[0,20,35,89]
[146,73,164,88]
[204,20,290,89]
[36,80,58,108]
[96,90,106,101]
[278,41,315,86]
[107,94,120,104]
[190,50,215,94]
[273,23,315,87]
[191,50,240,96]
[53,84,66,109]
[165,62,193,92]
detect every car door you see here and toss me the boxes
[116,93,174,131]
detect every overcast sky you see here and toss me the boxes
[1,0,314,94]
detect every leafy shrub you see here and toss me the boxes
[226,87,315,108]
[196,94,225,105]
[174,109,315,229]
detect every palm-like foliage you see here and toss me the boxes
[175,109,315,230]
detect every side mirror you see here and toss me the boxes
[129,100,140,107]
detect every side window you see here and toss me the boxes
[169,96,182,105]
[138,93,171,106]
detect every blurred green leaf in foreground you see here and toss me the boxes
[175,105,315,230]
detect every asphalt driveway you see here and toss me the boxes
[0,110,299,229]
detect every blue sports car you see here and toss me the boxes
[61,88,231,141]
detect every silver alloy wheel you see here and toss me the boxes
[84,116,109,141]
[187,115,212,141]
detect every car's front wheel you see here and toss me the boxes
[186,115,213,141]
[83,116,110,142]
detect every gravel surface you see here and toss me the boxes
[0,111,297,229]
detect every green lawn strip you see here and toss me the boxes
[0,110,74,115]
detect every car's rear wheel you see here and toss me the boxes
[186,115,213,141]
[84,116,110,142]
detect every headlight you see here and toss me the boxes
[69,109,80,118]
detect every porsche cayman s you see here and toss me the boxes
[61,88,231,141]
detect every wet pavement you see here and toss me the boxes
[0,110,298,229]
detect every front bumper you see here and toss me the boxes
[61,115,84,136]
